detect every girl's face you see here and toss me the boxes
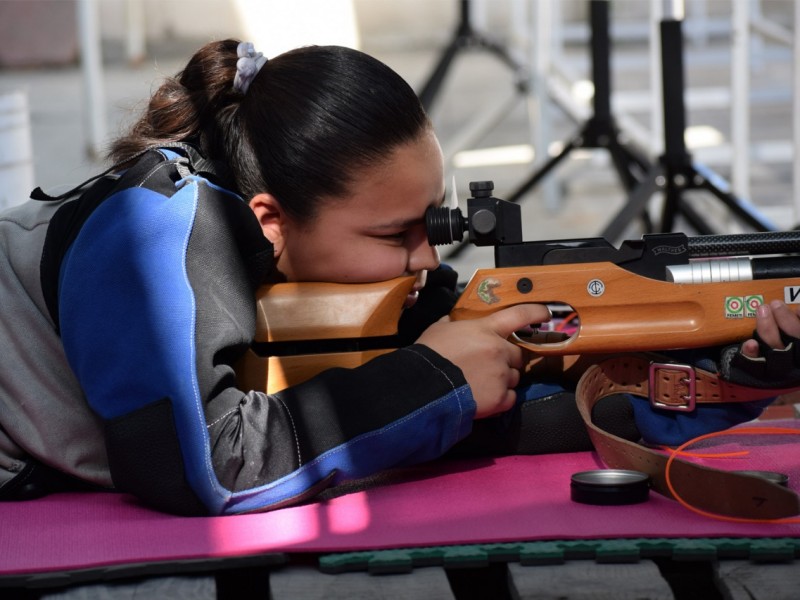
[256,129,445,307]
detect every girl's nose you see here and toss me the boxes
[408,231,440,273]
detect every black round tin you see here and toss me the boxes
[570,469,651,505]
[733,470,790,487]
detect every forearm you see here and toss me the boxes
[207,345,475,514]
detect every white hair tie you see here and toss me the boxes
[233,42,268,94]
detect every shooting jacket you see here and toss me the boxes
[0,147,475,515]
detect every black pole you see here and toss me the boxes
[660,19,690,164]
[590,0,611,119]
[417,1,472,111]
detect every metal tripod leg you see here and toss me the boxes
[507,115,651,205]
[601,163,662,240]
[692,162,777,231]
[418,0,525,113]
[506,137,579,204]
[505,1,653,220]
[603,17,778,240]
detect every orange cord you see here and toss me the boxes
[554,312,578,333]
[664,426,800,524]
[658,446,750,459]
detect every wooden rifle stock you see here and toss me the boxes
[236,265,800,394]
[236,277,415,393]
[455,262,798,352]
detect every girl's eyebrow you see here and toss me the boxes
[370,216,424,232]
[371,191,447,232]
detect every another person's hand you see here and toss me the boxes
[416,304,551,419]
[741,299,800,357]
[721,299,800,390]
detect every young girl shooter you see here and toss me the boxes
[1,40,798,515]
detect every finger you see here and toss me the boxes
[489,304,552,338]
[740,339,760,358]
[519,348,537,370]
[498,388,517,414]
[769,299,800,338]
[506,344,526,370]
[507,367,521,390]
[755,303,783,349]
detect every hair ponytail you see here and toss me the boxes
[108,40,431,224]
[107,39,241,166]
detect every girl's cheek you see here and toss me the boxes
[361,249,408,281]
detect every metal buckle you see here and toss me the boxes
[648,362,696,412]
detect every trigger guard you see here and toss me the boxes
[511,330,574,353]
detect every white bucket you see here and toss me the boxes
[0,90,35,210]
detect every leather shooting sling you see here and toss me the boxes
[575,355,800,520]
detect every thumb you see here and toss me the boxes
[488,304,552,338]
[740,339,760,358]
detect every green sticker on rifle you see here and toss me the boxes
[745,295,764,317]
[725,295,763,318]
[725,296,744,318]
[477,277,501,304]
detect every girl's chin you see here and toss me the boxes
[404,291,419,309]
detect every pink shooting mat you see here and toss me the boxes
[1,422,799,577]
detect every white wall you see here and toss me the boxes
[95,0,450,50]
[94,0,506,54]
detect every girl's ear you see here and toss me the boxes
[249,193,286,257]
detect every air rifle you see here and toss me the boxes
[236,181,800,394]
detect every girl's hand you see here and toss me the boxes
[416,304,551,419]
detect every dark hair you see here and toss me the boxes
[108,39,432,222]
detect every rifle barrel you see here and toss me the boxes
[687,231,800,257]
[666,256,800,284]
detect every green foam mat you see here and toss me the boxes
[317,538,800,574]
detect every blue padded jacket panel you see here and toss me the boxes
[59,180,231,512]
